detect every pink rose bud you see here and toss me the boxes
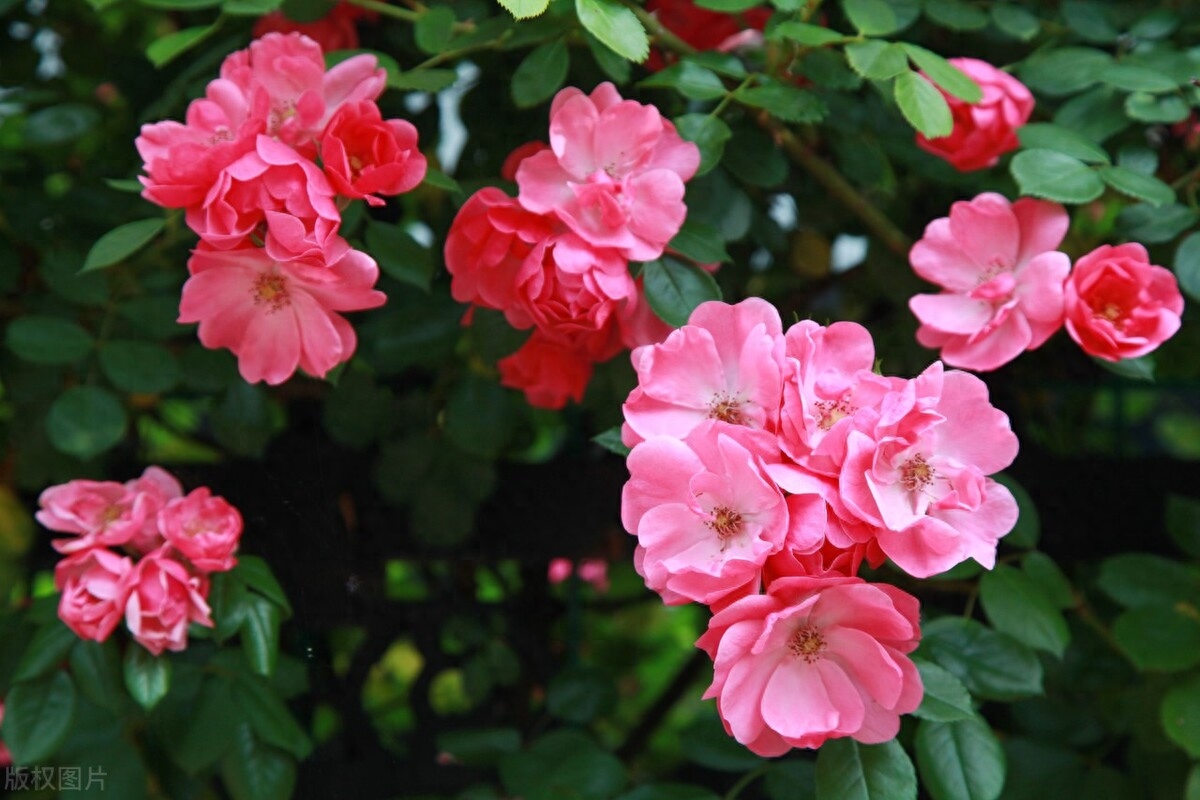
[320,101,427,206]
[159,487,243,573]
[124,550,213,656]
[54,547,135,643]
[1064,242,1185,362]
[547,558,574,584]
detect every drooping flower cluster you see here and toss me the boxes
[37,467,243,656]
[444,82,700,409]
[136,32,427,384]
[620,298,1023,753]
[909,192,1185,371]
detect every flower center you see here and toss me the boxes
[99,504,123,527]
[708,393,747,425]
[788,625,826,663]
[900,453,935,493]
[705,505,744,546]
[814,397,854,431]
[1099,302,1122,322]
[252,273,291,312]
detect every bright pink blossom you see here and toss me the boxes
[498,332,593,410]
[179,244,386,385]
[54,547,135,642]
[909,194,1071,371]
[444,187,558,311]
[37,467,182,555]
[188,134,345,263]
[159,488,243,573]
[516,82,700,261]
[915,58,1033,171]
[1063,243,1184,362]
[697,576,923,754]
[320,101,427,206]
[124,550,213,656]
[623,298,786,446]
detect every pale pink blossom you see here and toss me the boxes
[915,58,1033,171]
[622,299,786,446]
[188,134,346,263]
[516,82,700,261]
[498,332,593,409]
[696,576,923,754]
[124,549,213,656]
[320,101,427,206]
[444,188,558,312]
[38,467,182,555]
[159,488,243,573]
[1063,243,1184,362]
[54,547,135,642]
[909,193,1071,371]
[179,244,386,385]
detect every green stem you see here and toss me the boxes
[723,764,769,800]
[710,76,755,120]
[346,0,421,23]
[411,29,515,70]
[622,0,697,57]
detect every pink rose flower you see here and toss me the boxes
[909,193,1072,371]
[122,466,186,556]
[498,332,594,409]
[444,187,558,312]
[54,547,135,642]
[252,3,370,53]
[159,487,243,573]
[320,101,427,206]
[38,467,183,555]
[178,244,386,385]
[516,82,700,261]
[915,57,1034,172]
[188,134,345,263]
[1063,243,1185,362]
[547,558,574,584]
[622,298,786,446]
[696,575,923,755]
[124,550,213,656]
[547,558,610,592]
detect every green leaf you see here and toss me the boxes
[771,21,849,46]
[69,639,125,712]
[422,166,462,192]
[592,427,631,457]
[894,71,952,138]
[1054,87,1130,142]
[164,676,242,773]
[2,671,77,765]
[722,123,788,186]
[923,0,988,31]
[990,3,1040,40]
[641,62,728,101]
[669,220,730,265]
[365,221,434,290]
[99,341,181,394]
[815,738,917,800]
[1130,9,1179,40]
[846,41,909,81]
[1097,553,1200,607]
[1116,202,1199,243]
[6,315,93,364]
[576,0,649,63]
[993,473,1040,549]
[1095,353,1157,381]
[1010,149,1105,204]
[764,761,816,800]
[915,718,1006,800]
[902,44,981,102]
[220,722,297,800]
[146,25,217,68]
[695,0,761,9]
[912,659,977,722]
[498,0,550,18]
[221,0,283,14]
[1017,123,1110,164]
[234,555,293,617]
[231,677,312,759]
[1165,674,1200,758]
[1113,604,1200,671]
[46,386,128,460]
[82,218,166,272]
[13,620,79,683]
[920,617,1043,700]
[1119,145,1159,175]
[444,373,515,459]
[501,730,628,799]
[1019,47,1113,97]
[511,39,570,108]
[391,68,459,92]
[1060,0,1117,42]
[1125,91,1190,123]
[585,30,632,83]
[1100,63,1179,93]
[642,257,723,328]
[242,594,283,676]
[1099,165,1175,207]
[124,644,171,710]
[414,5,456,53]
[679,714,764,772]
[842,0,900,36]
[547,666,617,724]
[1168,493,1200,558]
[674,114,732,176]
[437,727,522,767]
[22,104,101,147]
[1021,552,1074,609]
[980,564,1070,657]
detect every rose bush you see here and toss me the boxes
[3,1,1200,799]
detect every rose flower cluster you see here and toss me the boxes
[908,192,1185,371]
[136,32,427,385]
[37,467,242,656]
[620,298,1022,753]
[444,82,700,409]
